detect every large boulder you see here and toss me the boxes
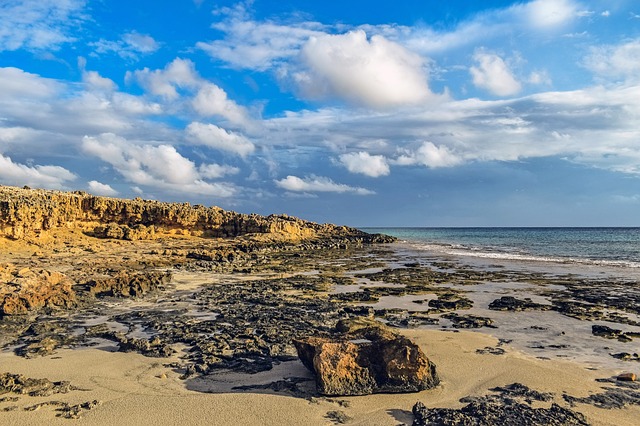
[294,318,439,396]
[0,265,77,316]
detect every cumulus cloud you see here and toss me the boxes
[0,153,76,189]
[0,67,61,98]
[0,0,86,51]
[275,175,374,195]
[185,122,255,157]
[192,83,250,126]
[126,58,200,100]
[395,142,463,168]
[339,152,390,177]
[88,180,118,196]
[127,58,250,127]
[291,30,434,108]
[198,163,240,179]
[584,38,640,83]
[82,133,235,197]
[470,52,521,96]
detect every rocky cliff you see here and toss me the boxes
[0,185,389,244]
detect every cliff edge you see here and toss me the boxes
[0,185,391,244]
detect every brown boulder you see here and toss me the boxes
[294,318,439,396]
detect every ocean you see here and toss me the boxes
[360,227,640,269]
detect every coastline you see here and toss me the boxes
[1,187,638,425]
[1,241,639,424]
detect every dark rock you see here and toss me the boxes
[442,313,495,329]
[413,383,588,426]
[295,318,439,396]
[87,271,172,298]
[610,352,640,362]
[563,377,640,409]
[592,324,633,342]
[428,293,473,311]
[489,296,551,311]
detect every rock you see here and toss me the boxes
[87,271,172,298]
[610,352,640,362]
[413,383,589,426]
[617,373,637,381]
[428,293,473,311]
[563,377,640,409]
[592,324,633,342]
[0,184,395,244]
[0,265,76,316]
[294,318,439,396]
[489,296,551,311]
[442,313,495,329]
[0,373,75,397]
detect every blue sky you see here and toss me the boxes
[1,0,640,226]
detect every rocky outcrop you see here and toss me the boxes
[412,383,589,426]
[87,271,172,298]
[0,185,393,244]
[489,296,551,311]
[294,318,439,396]
[0,265,76,316]
[0,372,75,397]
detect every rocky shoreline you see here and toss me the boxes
[1,185,639,424]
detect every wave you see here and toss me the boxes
[403,240,640,269]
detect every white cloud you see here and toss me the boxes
[197,4,325,71]
[198,163,240,179]
[186,122,255,157]
[192,83,249,126]
[126,58,200,100]
[0,153,76,189]
[0,0,86,51]
[0,67,61,98]
[82,133,235,197]
[275,175,374,195]
[520,0,580,29]
[88,180,118,196]
[90,31,160,60]
[584,38,640,83]
[82,70,117,92]
[470,52,521,96]
[395,142,463,168]
[127,58,253,129]
[528,70,552,85]
[339,152,390,177]
[292,30,434,108]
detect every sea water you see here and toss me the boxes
[361,227,640,269]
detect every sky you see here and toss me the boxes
[1,0,640,227]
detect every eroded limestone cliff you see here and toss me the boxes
[0,185,380,243]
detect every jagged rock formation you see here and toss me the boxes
[0,185,392,243]
[0,264,77,316]
[294,318,439,396]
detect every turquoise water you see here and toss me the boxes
[360,228,640,268]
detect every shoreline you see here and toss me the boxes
[2,229,640,424]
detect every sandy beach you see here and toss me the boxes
[2,327,638,425]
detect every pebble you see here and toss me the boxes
[617,373,637,382]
